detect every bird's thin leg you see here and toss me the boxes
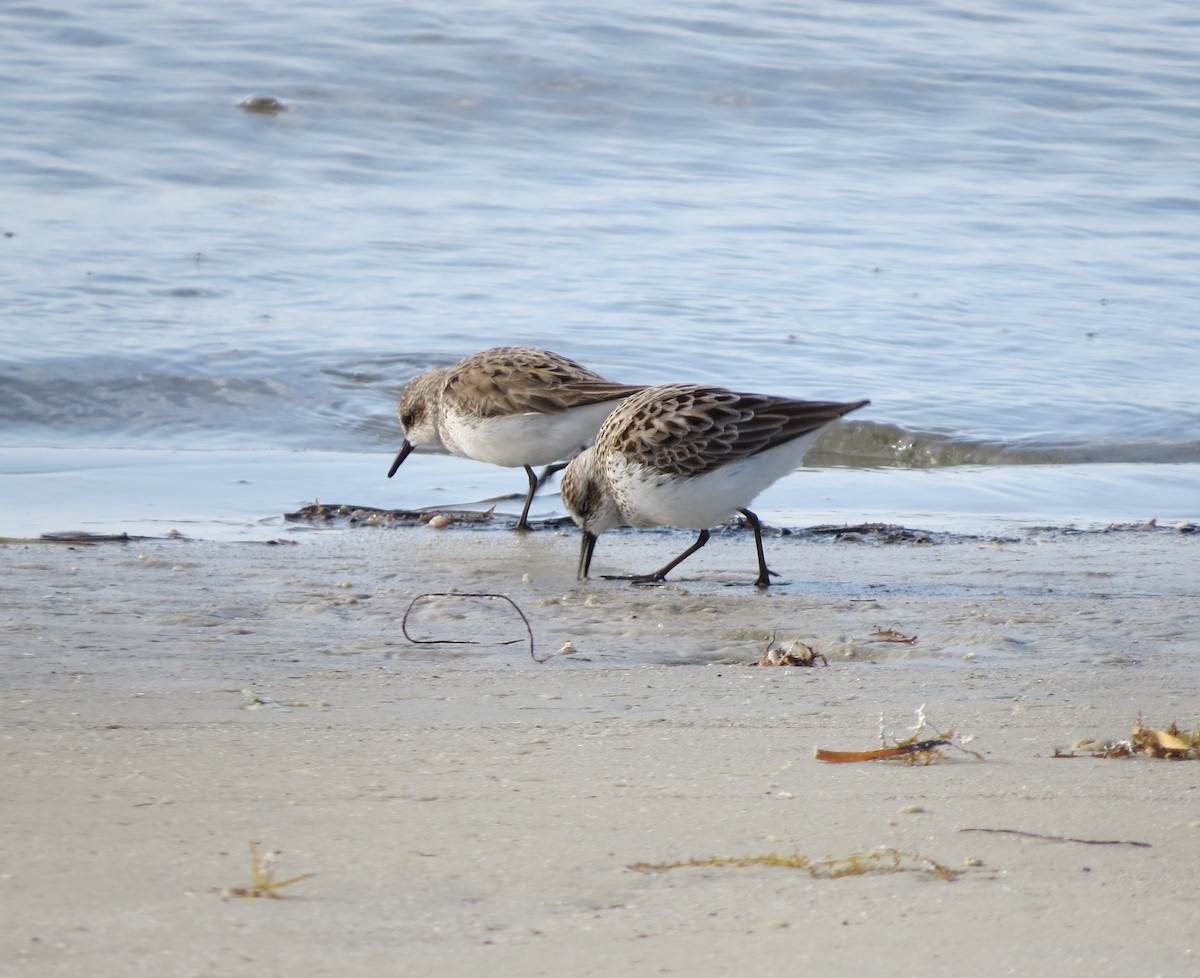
[515,465,538,531]
[534,462,568,489]
[603,529,711,584]
[739,508,777,587]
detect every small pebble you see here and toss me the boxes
[427,514,451,529]
[899,804,925,814]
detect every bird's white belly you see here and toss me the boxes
[442,401,621,467]
[608,430,824,529]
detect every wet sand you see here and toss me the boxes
[2,522,1198,976]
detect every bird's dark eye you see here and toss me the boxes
[576,488,597,519]
[400,411,415,428]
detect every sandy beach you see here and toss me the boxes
[2,520,1198,976]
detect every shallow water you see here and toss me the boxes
[2,1,1199,536]
[1,447,1194,542]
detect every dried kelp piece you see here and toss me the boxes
[401,592,539,662]
[629,848,961,882]
[816,739,953,764]
[214,841,315,900]
[815,706,984,765]
[753,632,827,667]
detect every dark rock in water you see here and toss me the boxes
[239,94,286,114]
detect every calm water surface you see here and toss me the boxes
[2,1,1198,537]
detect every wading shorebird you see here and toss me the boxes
[561,383,868,585]
[388,346,644,530]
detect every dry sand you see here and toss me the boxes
[2,521,1198,977]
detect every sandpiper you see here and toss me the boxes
[561,383,868,585]
[388,346,644,530]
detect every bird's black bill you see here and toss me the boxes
[578,531,598,581]
[387,440,415,478]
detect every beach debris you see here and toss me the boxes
[1062,718,1200,760]
[1127,719,1200,758]
[401,592,540,662]
[285,501,502,528]
[521,640,580,663]
[241,689,292,713]
[801,523,939,545]
[754,632,827,667]
[816,739,953,765]
[215,841,315,899]
[815,706,984,765]
[1100,517,1199,534]
[629,848,962,882]
[868,625,918,645]
[0,532,137,545]
[957,827,1150,849]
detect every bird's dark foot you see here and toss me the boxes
[718,576,781,589]
[600,572,668,586]
[754,578,772,588]
[753,568,781,588]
